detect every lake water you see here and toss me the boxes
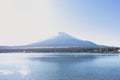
[0,53,120,80]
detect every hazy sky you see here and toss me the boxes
[0,0,120,46]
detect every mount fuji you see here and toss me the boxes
[26,32,104,47]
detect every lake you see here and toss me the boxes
[0,53,120,80]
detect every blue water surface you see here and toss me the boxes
[0,53,120,80]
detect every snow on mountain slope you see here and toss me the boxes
[26,32,100,47]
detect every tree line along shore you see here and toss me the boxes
[0,47,119,53]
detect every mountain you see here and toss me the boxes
[26,32,104,47]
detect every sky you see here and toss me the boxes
[0,0,120,47]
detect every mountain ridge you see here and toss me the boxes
[26,32,106,47]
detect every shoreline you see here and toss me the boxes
[0,47,119,53]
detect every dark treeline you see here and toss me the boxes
[0,47,119,53]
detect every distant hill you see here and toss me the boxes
[0,46,10,49]
[26,32,106,47]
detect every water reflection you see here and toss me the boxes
[17,64,30,78]
[28,53,98,63]
[0,53,31,80]
[18,69,30,77]
[0,70,13,75]
[0,53,120,80]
